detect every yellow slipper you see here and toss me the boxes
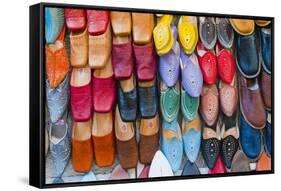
[178,16,198,54]
[153,15,174,55]
[255,20,271,27]
[230,19,255,36]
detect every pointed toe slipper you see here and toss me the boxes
[149,150,174,177]
[65,8,86,31]
[110,165,129,180]
[256,152,271,171]
[182,161,200,176]
[216,18,234,49]
[199,17,217,50]
[181,87,199,121]
[209,156,226,174]
[45,8,65,44]
[231,150,250,172]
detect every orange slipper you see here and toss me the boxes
[230,19,255,36]
[132,13,154,45]
[70,28,88,67]
[256,152,271,171]
[110,11,132,36]
[72,120,94,173]
[255,20,271,27]
[92,112,115,167]
[45,26,70,89]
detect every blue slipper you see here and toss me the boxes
[161,118,183,171]
[259,28,271,74]
[45,8,65,44]
[182,116,201,163]
[265,114,272,157]
[182,161,200,175]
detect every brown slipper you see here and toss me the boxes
[70,28,88,67]
[92,112,115,167]
[72,120,94,173]
[139,114,160,164]
[89,23,112,69]
[111,11,132,36]
[132,13,154,45]
[115,106,138,169]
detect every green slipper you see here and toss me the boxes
[181,87,199,121]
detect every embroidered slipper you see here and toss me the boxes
[160,81,180,123]
[45,8,65,44]
[70,67,92,122]
[132,13,154,45]
[265,114,272,157]
[216,18,234,49]
[197,40,217,85]
[149,150,174,177]
[178,16,198,54]
[220,113,239,169]
[72,120,94,173]
[182,160,200,175]
[259,28,271,74]
[139,114,160,164]
[181,87,199,121]
[159,26,180,87]
[182,116,201,163]
[112,36,134,80]
[109,165,129,180]
[231,150,250,172]
[89,23,112,69]
[161,118,183,171]
[255,20,271,27]
[111,11,131,36]
[115,106,138,169]
[200,84,219,126]
[219,76,238,117]
[230,19,255,36]
[70,28,88,67]
[153,15,174,55]
[216,42,236,84]
[65,8,86,31]
[92,112,115,167]
[256,151,271,171]
[86,10,110,36]
[199,17,217,50]
[133,41,157,82]
[46,73,69,123]
[45,26,70,89]
[209,156,226,174]
[180,51,203,97]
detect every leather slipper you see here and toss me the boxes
[133,41,157,82]
[256,151,271,171]
[230,19,255,36]
[259,28,271,74]
[70,67,92,122]
[109,165,129,180]
[197,40,217,85]
[45,26,70,89]
[65,8,86,31]
[181,87,199,121]
[265,114,272,157]
[86,10,110,36]
[182,161,200,175]
[92,112,115,167]
[138,165,150,178]
[149,150,174,177]
[111,11,131,36]
[161,118,183,171]
[178,16,198,54]
[45,8,65,44]
[89,23,112,69]
[139,114,160,164]
[255,20,271,27]
[160,81,180,123]
[153,15,174,55]
[182,115,201,163]
[70,28,88,67]
[72,120,94,173]
[132,13,154,45]
[231,150,250,172]
[115,106,138,169]
[209,156,226,174]
[216,18,234,49]
[112,36,134,80]
[199,17,217,50]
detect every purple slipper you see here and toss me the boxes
[159,26,180,87]
[180,51,203,97]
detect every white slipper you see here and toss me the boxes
[109,165,129,180]
[81,171,96,182]
[148,150,174,177]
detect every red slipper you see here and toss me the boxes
[197,40,217,85]
[86,10,110,36]
[92,75,116,112]
[133,41,157,82]
[112,38,134,80]
[216,42,235,84]
[209,156,226,174]
[65,8,86,31]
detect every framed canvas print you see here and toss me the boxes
[29,2,274,189]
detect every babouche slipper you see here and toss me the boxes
[199,17,217,50]
[65,8,86,31]
[209,156,226,174]
[110,165,129,180]
[216,18,234,49]
[256,151,271,171]
[230,19,255,36]
[132,13,154,45]
[87,10,110,36]
[149,150,174,177]
[181,87,199,121]
[110,11,132,36]
[255,20,271,27]
[182,161,200,175]
[70,28,88,67]
[231,150,250,172]
[259,27,272,74]
[265,114,272,157]
[137,164,150,178]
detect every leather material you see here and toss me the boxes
[199,17,217,50]
[260,28,271,74]
[86,10,110,36]
[256,152,271,171]
[197,40,217,85]
[45,8,65,44]
[221,135,238,169]
[110,12,131,36]
[139,132,159,165]
[138,82,158,118]
[70,80,92,122]
[200,84,219,126]
[255,20,271,27]
[265,120,272,157]
[209,157,226,174]
[93,75,116,113]
[181,88,199,121]
[239,75,266,129]
[182,161,200,175]
[230,19,255,35]
[112,39,134,80]
[217,18,234,49]
[236,32,260,78]
[133,41,157,82]
[65,9,86,31]
[261,69,271,111]
[132,13,154,45]
[70,28,88,67]
[117,83,137,122]
[202,137,221,169]
[231,150,250,172]
[239,113,262,160]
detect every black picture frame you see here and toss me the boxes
[29,2,274,189]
